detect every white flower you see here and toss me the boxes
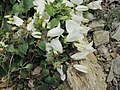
[70,11,83,24]
[63,0,74,7]
[87,0,102,10]
[70,0,83,5]
[66,20,82,33]
[50,37,63,53]
[74,41,95,52]
[13,16,24,27]
[47,0,55,4]
[76,5,89,11]
[86,12,95,21]
[71,51,89,60]
[33,0,46,15]
[65,20,85,42]
[31,32,41,38]
[47,25,64,37]
[27,19,34,31]
[57,65,66,81]
[65,31,84,42]
[73,64,89,73]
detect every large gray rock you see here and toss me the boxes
[113,56,120,76]
[67,59,106,90]
[112,25,120,41]
[93,30,109,46]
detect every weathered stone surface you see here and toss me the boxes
[112,25,120,41]
[93,30,109,46]
[97,45,111,60]
[67,59,106,90]
[113,56,120,75]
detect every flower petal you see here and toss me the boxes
[32,32,41,38]
[87,0,102,10]
[73,64,89,73]
[71,52,89,60]
[50,37,63,53]
[13,16,24,26]
[27,19,34,31]
[47,26,64,37]
[70,0,83,5]
[57,65,66,81]
[76,5,89,11]
[65,31,84,42]
[66,20,82,33]
[33,0,46,15]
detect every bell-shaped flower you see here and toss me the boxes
[65,31,84,42]
[13,16,24,27]
[33,0,46,15]
[74,41,95,53]
[57,65,66,81]
[27,19,34,31]
[87,0,102,10]
[31,31,41,38]
[71,51,89,60]
[76,5,89,11]
[70,0,83,5]
[86,12,95,21]
[66,20,82,33]
[63,0,74,7]
[50,37,63,53]
[47,25,64,37]
[70,11,83,24]
[47,0,55,4]
[73,64,89,73]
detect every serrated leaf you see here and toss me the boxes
[37,41,46,51]
[36,85,49,90]
[6,44,15,53]
[19,43,28,55]
[12,3,23,13]
[50,18,59,28]
[23,0,33,12]
[45,5,55,16]
[42,69,49,76]
[45,76,55,84]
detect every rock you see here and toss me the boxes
[107,61,114,82]
[112,25,120,41]
[110,51,117,59]
[93,30,109,46]
[97,45,111,60]
[67,59,106,90]
[113,56,120,75]
[89,20,105,29]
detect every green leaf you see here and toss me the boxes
[50,18,59,28]
[19,43,28,55]
[24,64,33,69]
[45,5,55,16]
[45,76,55,84]
[23,0,33,12]
[19,43,28,54]
[42,69,49,77]
[6,44,15,53]
[19,69,28,78]
[12,3,23,13]
[36,85,49,90]
[37,41,46,51]
[10,0,16,4]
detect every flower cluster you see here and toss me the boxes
[5,0,102,81]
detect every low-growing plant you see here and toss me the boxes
[0,0,102,89]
